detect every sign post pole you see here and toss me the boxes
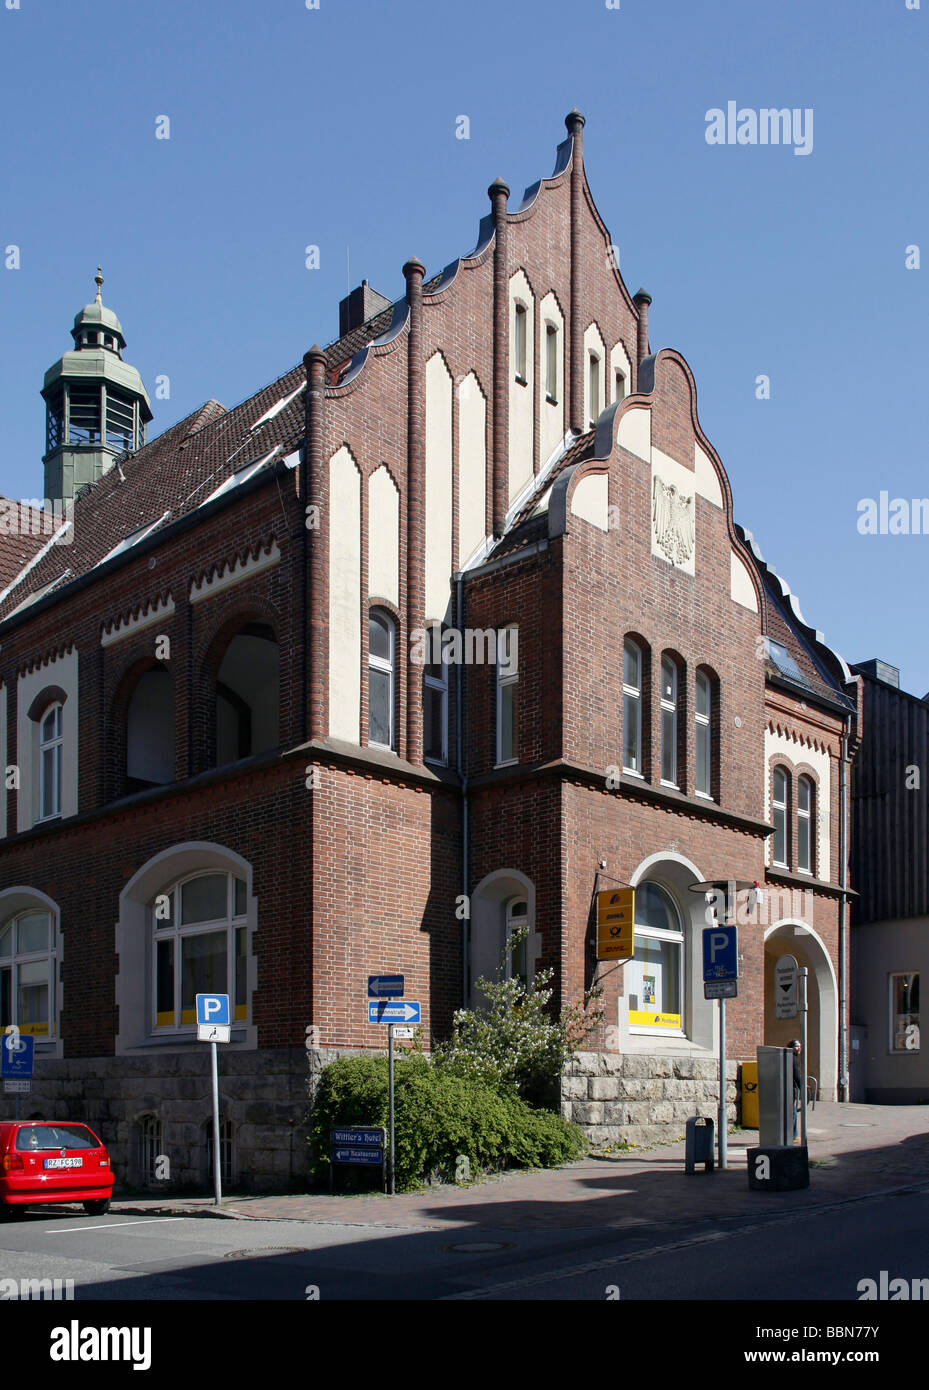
[387,1023,395,1196]
[800,966,809,1147]
[211,1039,222,1206]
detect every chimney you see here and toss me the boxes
[339,280,392,337]
[633,288,652,371]
[566,110,586,435]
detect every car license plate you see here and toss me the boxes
[43,1157,82,1169]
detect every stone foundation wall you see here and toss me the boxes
[0,1047,309,1193]
[562,1053,739,1148]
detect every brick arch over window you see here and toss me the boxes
[196,605,283,774]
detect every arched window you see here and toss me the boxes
[0,910,57,1037]
[628,883,684,1034]
[623,640,643,775]
[150,871,248,1031]
[614,368,627,403]
[660,656,678,787]
[695,671,712,797]
[215,623,280,766]
[126,668,174,792]
[505,898,530,990]
[368,609,396,750]
[772,767,789,867]
[797,776,814,874]
[39,703,63,820]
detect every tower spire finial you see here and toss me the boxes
[94,265,104,303]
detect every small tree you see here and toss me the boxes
[434,927,603,1108]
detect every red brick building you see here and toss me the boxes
[0,113,860,1187]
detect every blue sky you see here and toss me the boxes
[1,0,926,691]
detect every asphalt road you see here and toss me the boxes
[1,1182,928,1303]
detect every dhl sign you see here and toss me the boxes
[596,886,635,961]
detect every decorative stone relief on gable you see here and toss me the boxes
[652,475,694,567]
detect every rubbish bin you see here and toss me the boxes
[684,1116,715,1174]
[741,1061,758,1129]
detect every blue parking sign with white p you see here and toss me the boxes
[702,926,738,982]
[196,994,230,1027]
[1,1032,34,1078]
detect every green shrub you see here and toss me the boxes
[308,1054,585,1192]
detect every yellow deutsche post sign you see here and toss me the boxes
[596,886,634,961]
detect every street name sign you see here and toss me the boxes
[368,1000,421,1024]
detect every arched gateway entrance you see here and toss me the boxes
[764,921,838,1101]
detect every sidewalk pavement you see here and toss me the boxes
[106,1102,929,1233]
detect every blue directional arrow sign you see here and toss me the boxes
[702,926,738,982]
[368,975,405,999]
[367,1000,421,1024]
[1,1033,34,1079]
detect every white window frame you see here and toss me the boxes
[797,776,813,874]
[368,609,396,751]
[588,352,601,426]
[514,303,528,384]
[889,972,919,1053]
[614,368,627,403]
[660,656,678,788]
[150,871,248,1034]
[772,767,789,867]
[38,703,63,821]
[0,910,57,1039]
[695,671,712,798]
[622,640,643,777]
[545,323,558,403]
[495,627,519,767]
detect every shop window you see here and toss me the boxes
[890,973,919,1052]
[627,883,684,1034]
[0,910,57,1038]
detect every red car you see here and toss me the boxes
[0,1121,114,1216]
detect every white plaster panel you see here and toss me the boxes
[609,340,632,404]
[425,352,453,621]
[730,550,758,612]
[368,465,399,606]
[328,447,361,742]
[583,323,607,427]
[571,473,609,532]
[457,372,486,567]
[539,293,565,466]
[17,648,79,831]
[508,270,534,503]
[694,442,724,508]
[617,407,650,462]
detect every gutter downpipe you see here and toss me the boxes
[838,715,850,1102]
[455,571,470,1008]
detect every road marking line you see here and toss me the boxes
[48,1218,187,1233]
